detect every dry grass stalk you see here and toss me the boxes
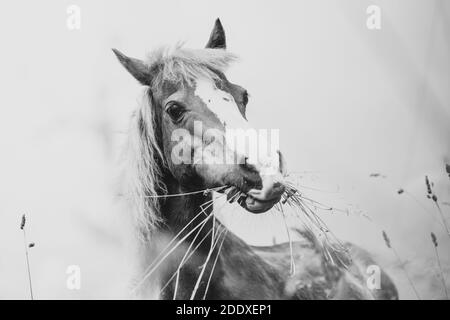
[382,230,420,299]
[425,176,450,237]
[20,214,34,300]
[430,232,449,299]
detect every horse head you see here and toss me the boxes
[113,19,287,215]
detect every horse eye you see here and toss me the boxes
[166,103,186,122]
[242,91,249,106]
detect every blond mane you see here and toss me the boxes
[146,44,237,94]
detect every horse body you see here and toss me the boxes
[114,19,398,300]
[139,184,397,300]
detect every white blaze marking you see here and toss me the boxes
[194,78,280,174]
[194,78,248,130]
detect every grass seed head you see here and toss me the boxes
[382,231,391,249]
[20,214,26,230]
[431,232,438,247]
[425,176,432,194]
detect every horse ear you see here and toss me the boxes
[205,18,226,49]
[112,48,151,86]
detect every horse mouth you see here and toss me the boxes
[222,186,282,214]
[242,194,281,213]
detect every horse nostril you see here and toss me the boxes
[273,181,285,194]
[272,181,282,189]
[261,179,285,199]
[243,174,262,191]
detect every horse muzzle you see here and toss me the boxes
[242,175,285,214]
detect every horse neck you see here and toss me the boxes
[158,176,284,299]
[159,175,214,236]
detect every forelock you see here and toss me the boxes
[144,44,238,95]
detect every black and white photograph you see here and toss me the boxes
[1,0,449,306]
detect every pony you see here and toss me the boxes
[113,19,398,300]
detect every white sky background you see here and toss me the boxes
[0,0,449,299]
